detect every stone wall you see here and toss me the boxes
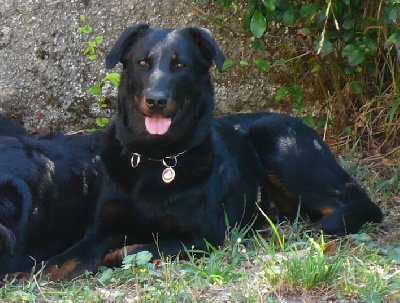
[0,0,285,133]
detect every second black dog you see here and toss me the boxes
[0,115,103,276]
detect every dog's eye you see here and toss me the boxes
[138,59,150,68]
[173,62,186,69]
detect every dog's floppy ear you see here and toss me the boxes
[187,27,226,72]
[106,24,150,69]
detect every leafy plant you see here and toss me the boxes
[200,0,399,133]
[78,15,103,61]
[78,15,120,128]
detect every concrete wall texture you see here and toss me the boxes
[0,0,274,133]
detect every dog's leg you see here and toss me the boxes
[247,113,383,235]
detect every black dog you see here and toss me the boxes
[23,24,382,281]
[0,115,103,276]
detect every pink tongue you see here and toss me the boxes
[145,115,172,135]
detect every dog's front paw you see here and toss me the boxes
[40,257,100,281]
[3,271,31,285]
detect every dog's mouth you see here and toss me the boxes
[144,115,172,135]
[144,110,182,136]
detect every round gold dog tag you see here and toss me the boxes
[162,167,175,183]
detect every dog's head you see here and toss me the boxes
[106,24,225,150]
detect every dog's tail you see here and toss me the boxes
[318,180,383,236]
[0,176,32,255]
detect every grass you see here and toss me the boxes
[1,143,399,302]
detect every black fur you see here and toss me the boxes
[0,115,103,275]
[17,25,382,281]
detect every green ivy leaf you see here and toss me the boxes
[262,0,276,12]
[363,35,378,55]
[290,84,303,103]
[350,81,363,94]
[342,44,356,57]
[388,8,398,21]
[314,38,333,54]
[222,60,234,71]
[283,7,296,25]
[256,58,271,72]
[301,114,314,126]
[98,268,114,284]
[386,32,400,49]
[135,251,153,266]
[95,36,104,44]
[81,24,92,34]
[96,117,109,127]
[348,49,365,65]
[343,19,355,29]
[275,87,290,103]
[242,9,252,32]
[250,9,267,38]
[252,39,266,51]
[298,4,318,19]
[344,125,352,134]
[104,72,121,87]
[300,28,311,35]
[87,84,102,96]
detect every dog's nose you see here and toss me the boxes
[145,92,168,109]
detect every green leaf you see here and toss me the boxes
[98,268,114,284]
[298,4,318,19]
[275,87,290,103]
[363,35,378,55]
[301,115,314,126]
[95,36,104,44]
[87,84,102,96]
[104,72,121,87]
[222,60,234,71]
[239,60,249,66]
[300,28,311,35]
[350,81,363,94]
[290,84,303,103]
[242,9,252,32]
[89,54,98,60]
[342,44,356,57]
[343,29,355,41]
[274,59,285,65]
[293,101,305,110]
[393,247,400,264]
[348,49,365,65]
[256,58,270,72]
[96,117,109,127]
[350,233,372,242]
[343,18,355,29]
[388,8,398,21]
[135,251,153,266]
[283,7,296,25]
[250,9,267,38]
[262,0,276,12]
[386,32,400,49]
[252,39,266,51]
[344,125,352,134]
[314,38,333,54]
[81,24,92,34]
